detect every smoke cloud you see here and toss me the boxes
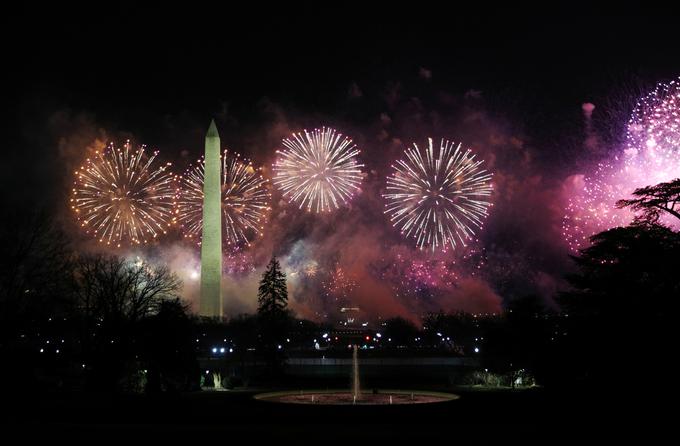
[39,76,596,323]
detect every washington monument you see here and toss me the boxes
[200,120,223,317]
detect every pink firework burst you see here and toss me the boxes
[378,247,484,299]
[563,77,680,251]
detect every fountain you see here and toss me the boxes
[255,345,459,405]
[212,372,222,389]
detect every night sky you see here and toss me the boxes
[5,6,680,320]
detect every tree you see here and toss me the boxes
[422,311,481,353]
[616,177,680,224]
[257,257,288,318]
[482,296,552,385]
[224,314,259,386]
[71,255,183,390]
[73,255,182,325]
[256,258,290,374]
[0,211,72,396]
[563,224,680,317]
[559,223,680,387]
[383,317,419,347]
[138,298,198,394]
[0,211,72,333]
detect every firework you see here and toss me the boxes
[383,255,460,296]
[626,76,680,155]
[323,265,358,302]
[176,150,270,247]
[563,154,680,251]
[71,141,176,247]
[286,260,320,279]
[224,249,257,275]
[563,77,680,251]
[383,138,493,252]
[374,246,485,304]
[303,261,319,277]
[273,127,364,212]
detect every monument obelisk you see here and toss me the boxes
[200,120,222,317]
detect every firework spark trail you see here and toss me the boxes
[384,138,493,252]
[71,141,176,247]
[562,153,680,251]
[627,77,680,154]
[376,247,485,303]
[176,150,270,247]
[563,77,680,251]
[273,127,364,213]
[224,249,257,275]
[323,265,358,301]
[394,257,460,294]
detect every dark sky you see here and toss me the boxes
[4,5,680,318]
[7,7,680,184]
[7,6,680,186]
[8,8,680,124]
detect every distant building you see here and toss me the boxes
[340,307,361,325]
[330,306,374,345]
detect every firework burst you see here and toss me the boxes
[391,256,460,295]
[176,150,271,247]
[562,153,680,251]
[286,260,320,279]
[224,249,257,275]
[323,265,358,302]
[71,141,176,247]
[372,246,486,308]
[273,127,364,212]
[383,138,493,252]
[563,77,680,251]
[627,76,680,154]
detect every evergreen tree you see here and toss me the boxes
[256,257,290,374]
[257,257,288,317]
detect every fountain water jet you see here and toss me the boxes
[212,372,223,390]
[352,345,361,400]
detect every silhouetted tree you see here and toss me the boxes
[383,317,419,347]
[563,224,679,317]
[616,177,680,224]
[139,299,198,394]
[257,258,290,374]
[559,223,680,387]
[224,314,259,386]
[73,255,181,324]
[0,211,72,395]
[483,295,552,385]
[227,314,260,348]
[422,311,482,353]
[0,211,72,331]
[257,257,288,317]
[71,255,182,391]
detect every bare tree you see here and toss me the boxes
[72,255,183,390]
[73,255,182,324]
[0,211,73,392]
[0,211,72,330]
[616,178,680,224]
